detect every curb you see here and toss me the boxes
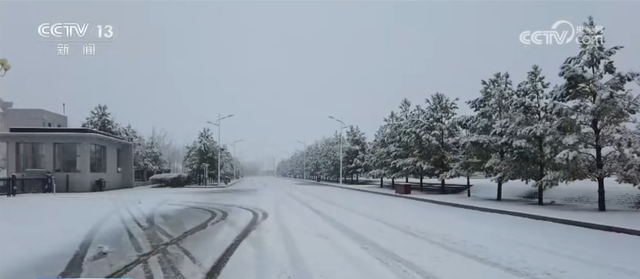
[296,179,640,237]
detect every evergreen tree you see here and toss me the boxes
[453,123,487,196]
[344,125,368,183]
[552,16,640,211]
[467,72,517,200]
[382,111,404,186]
[184,128,219,180]
[423,93,461,193]
[509,65,564,205]
[367,125,391,187]
[394,99,420,182]
[82,104,121,136]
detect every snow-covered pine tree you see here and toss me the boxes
[509,65,564,205]
[145,135,167,171]
[383,111,404,187]
[454,120,488,196]
[614,122,640,187]
[306,141,322,180]
[82,104,121,136]
[406,104,434,189]
[119,124,151,171]
[367,125,391,187]
[467,72,517,201]
[344,125,368,184]
[552,16,640,211]
[183,127,219,180]
[394,98,421,183]
[423,93,461,193]
[219,146,234,180]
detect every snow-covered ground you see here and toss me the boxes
[378,177,640,209]
[1,177,639,279]
[326,177,640,230]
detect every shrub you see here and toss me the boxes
[149,173,188,187]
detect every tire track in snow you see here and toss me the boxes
[280,187,386,279]
[299,190,545,279]
[286,192,439,279]
[144,205,186,279]
[157,207,215,268]
[117,209,154,279]
[57,207,117,278]
[274,197,315,279]
[183,202,269,279]
[106,204,218,278]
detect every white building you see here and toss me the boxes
[1,98,68,176]
[1,99,134,191]
[0,99,68,130]
[0,127,134,192]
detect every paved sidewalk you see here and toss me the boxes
[295,178,640,236]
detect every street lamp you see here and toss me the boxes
[231,139,243,179]
[206,113,235,185]
[328,116,346,184]
[0,58,11,77]
[297,140,307,180]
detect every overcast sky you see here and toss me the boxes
[1,1,638,163]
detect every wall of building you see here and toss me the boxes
[2,133,133,192]
[3,108,68,128]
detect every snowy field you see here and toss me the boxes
[1,177,639,279]
[331,177,640,230]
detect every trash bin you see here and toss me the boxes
[395,184,411,195]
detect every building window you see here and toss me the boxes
[90,144,107,173]
[117,148,122,173]
[54,143,80,172]
[16,143,45,172]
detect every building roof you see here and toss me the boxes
[8,127,126,141]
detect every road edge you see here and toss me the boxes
[292,179,640,237]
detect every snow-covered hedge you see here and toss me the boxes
[149,173,189,187]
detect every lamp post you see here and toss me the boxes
[231,139,243,179]
[328,116,346,184]
[297,141,307,180]
[206,113,234,185]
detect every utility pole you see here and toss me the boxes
[206,114,234,185]
[329,116,346,184]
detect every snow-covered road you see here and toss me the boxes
[1,177,639,279]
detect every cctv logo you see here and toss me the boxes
[519,20,575,45]
[38,23,90,38]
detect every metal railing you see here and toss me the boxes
[0,177,48,195]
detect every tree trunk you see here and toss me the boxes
[595,142,606,211]
[420,175,424,192]
[597,177,606,211]
[538,137,545,206]
[405,176,409,183]
[441,179,445,194]
[467,172,471,197]
[591,118,606,211]
[497,148,505,201]
[392,178,395,189]
[356,174,359,184]
[380,177,383,188]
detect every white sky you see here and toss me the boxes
[1,1,638,163]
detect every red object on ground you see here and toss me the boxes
[395,184,412,195]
